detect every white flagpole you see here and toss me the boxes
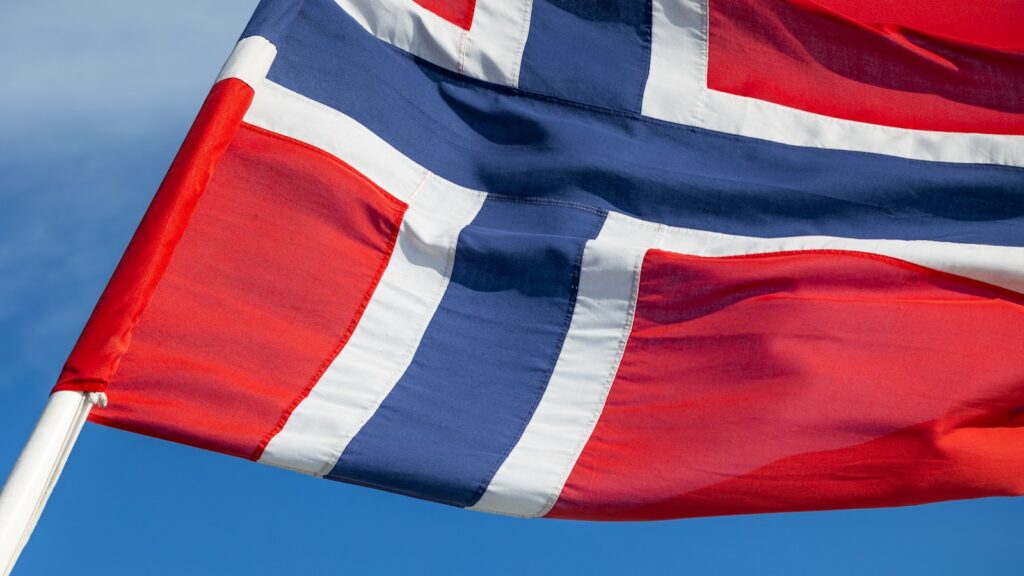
[0,391,106,576]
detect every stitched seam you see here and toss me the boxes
[408,168,430,203]
[634,0,655,114]
[693,0,711,126]
[87,414,264,460]
[509,0,534,85]
[616,216,663,233]
[54,377,108,389]
[457,29,469,74]
[486,194,607,216]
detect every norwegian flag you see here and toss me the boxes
[55,0,1024,520]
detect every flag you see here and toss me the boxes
[54,0,1024,520]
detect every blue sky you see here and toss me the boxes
[1,2,1021,574]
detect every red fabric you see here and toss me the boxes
[413,0,476,30]
[707,0,1024,134]
[54,78,254,394]
[86,123,407,460]
[549,250,1024,520]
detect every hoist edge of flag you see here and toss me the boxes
[53,77,256,395]
[84,120,408,460]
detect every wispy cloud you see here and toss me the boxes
[0,0,258,390]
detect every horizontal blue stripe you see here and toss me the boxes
[329,198,605,507]
[519,0,653,112]
[266,0,1024,246]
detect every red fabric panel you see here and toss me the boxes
[549,250,1024,520]
[54,79,254,393]
[656,406,1024,518]
[707,0,1024,134]
[413,0,476,30]
[87,123,407,460]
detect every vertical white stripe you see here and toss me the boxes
[641,0,709,126]
[215,35,278,88]
[471,214,665,517]
[641,0,1024,166]
[334,0,533,87]
[464,0,533,86]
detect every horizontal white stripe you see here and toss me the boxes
[657,226,1024,295]
[472,215,665,517]
[700,90,1024,168]
[216,35,277,88]
[642,0,707,127]
[244,80,425,204]
[334,0,533,86]
[642,0,1024,167]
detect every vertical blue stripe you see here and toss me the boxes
[519,0,654,112]
[328,198,606,507]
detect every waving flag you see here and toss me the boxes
[54,0,1024,520]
